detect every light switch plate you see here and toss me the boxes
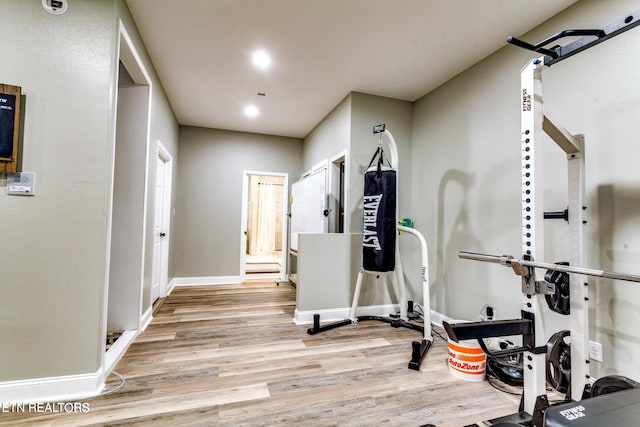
[7,172,36,196]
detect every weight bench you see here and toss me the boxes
[544,387,640,426]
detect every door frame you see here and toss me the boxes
[329,151,347,233]
[102,20,152,376]
[240,170,289,282]
[153,141,173,300]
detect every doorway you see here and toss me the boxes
[329,152,347,233]
[151,143,172,304]
[104,23,152,373]
[240,171,288,281]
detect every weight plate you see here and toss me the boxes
[546,330,571,393]
[545,262,570,315]
[591,375,640,397]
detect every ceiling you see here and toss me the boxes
[125,0,578,139]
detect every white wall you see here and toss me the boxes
[349,93,413,232]
[174,127,302,278]
[412,0,640,380]
[302,95,351,172]
[0,0,114,382]
[114,0,181,314]
[297,233,362,312]
[0,0,179,396]
[108,85,149,332]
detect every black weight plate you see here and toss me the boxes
[545,262,570,315]
[546,330,571,393]
[591,375,640,397]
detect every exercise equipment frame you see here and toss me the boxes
[307,125,433,371]
[445,10,640,425]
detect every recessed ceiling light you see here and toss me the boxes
[243,104,259,118]
[251,49,272,71]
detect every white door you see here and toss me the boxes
[290,166,328,251]
[151,156,165,303]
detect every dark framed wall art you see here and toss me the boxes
[0,83,21,173]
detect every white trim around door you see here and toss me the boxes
[240,170,289,283]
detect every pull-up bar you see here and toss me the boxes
[459,251,640,284]
[508,11,640,66]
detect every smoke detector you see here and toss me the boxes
[42,0,68,15]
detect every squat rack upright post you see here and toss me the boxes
[520,55,588,412]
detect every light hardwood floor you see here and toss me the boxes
[0,282,520,426]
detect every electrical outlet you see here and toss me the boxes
[486,306,494,320]
[589,340,603,362]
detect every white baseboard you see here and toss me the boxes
[105,329,137,374]
[172,276,243,286]
[294,304,399,325]
[0,368,104,404]
[244,272,280,281]
[140,306,153,331]
[430,309,459,329]
[166,278,176,296]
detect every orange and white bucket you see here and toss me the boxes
[447,339,486,382]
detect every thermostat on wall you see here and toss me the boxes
[42,0,68,15]
[7,172,36,196]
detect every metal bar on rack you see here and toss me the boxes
[459,251,640,283]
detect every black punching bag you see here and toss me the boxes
[363,147,396,272]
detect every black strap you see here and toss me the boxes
[367,147,381,169]
[367,146,391,173]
